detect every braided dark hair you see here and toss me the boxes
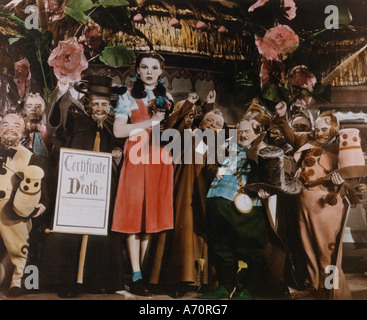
[131,51,167,99]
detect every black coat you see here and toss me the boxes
[39,92,125,293]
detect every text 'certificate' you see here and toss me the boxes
[52,148,112,236]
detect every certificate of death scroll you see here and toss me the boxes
[52,148,112,236]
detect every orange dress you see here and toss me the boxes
[112,93,174,234]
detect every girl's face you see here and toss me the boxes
[137,57,163,87]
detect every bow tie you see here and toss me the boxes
[0,145,17,167]
[26,124,40,133]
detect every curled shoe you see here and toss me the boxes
[290,286,317,300]
[199,285,229,299]
[129,279,152,297]
[315,288,329,300]
[57,284,82,298]
[231,288,252,300]
[6,286,23,298]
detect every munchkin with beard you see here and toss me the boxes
[39,75,127,298]
[0,113,48,298]
[48,75,126,155]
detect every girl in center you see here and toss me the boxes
[112,52,174,296]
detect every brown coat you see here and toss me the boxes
[149,100,217,285]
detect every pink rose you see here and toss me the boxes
[289,65,317,106]
[260,57,286,88]
[255,24,299,61]
[248,0,269,12]
[283,0,297,20]
[79,20,102,52]
[48,37,88,81]
[45,0,66,22]
[248,0,296,20]
[14,58,31,98]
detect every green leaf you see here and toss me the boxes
[99,45,135,68]
[66,7,89,25]
[66,0,95,24]
[0,11,26,28]
[337,0,353,26]
[312,83,325,96]
[100,0,129,7]
[262,84,282,103]
[66,0,95,12]
[8,34,24,45]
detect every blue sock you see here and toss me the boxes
[132,271,143,282]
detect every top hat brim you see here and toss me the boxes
[307,165,367,187]
[244,179,302,196]
[74,83,127,100]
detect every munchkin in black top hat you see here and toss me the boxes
[74,75,127,100]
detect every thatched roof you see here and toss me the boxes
[45,0,251,61]
[0,0,366,87]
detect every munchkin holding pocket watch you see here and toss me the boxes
[202,112,273,300]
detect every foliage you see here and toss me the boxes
[99,45,135,68]
[66,0,129,25]
[0,11,53,99]
[233,0,353,110]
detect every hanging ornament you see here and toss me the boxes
[218,25,228,34]
[169,17,181,28]
[133,13,144,23]
[196,20,207,30]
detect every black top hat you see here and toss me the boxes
[244,145,302,195]
[74,75,127,100]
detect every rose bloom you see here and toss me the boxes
[45,0,66,22]
[48,37,88,81]
[259,57,286,88]
[14,58,31,98]
[248,0,269,12]
[79,20,102,52]
[249,0,296,20]
[283,0,297,20]
[256,25,299,61]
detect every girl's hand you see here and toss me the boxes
[151,111,165,123]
